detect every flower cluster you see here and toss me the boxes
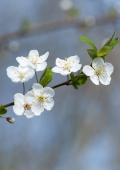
[7,50,54,118]
[13,83,55,118]
[6,49,114,119]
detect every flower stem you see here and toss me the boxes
[23,83,25,95]
[0,116,6,119]
[78,67,83,75]
[3,73,85,108]
[67,75,69,83]
[35,70,38,83]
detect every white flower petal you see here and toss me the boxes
[32,83,43,95]
[60,70,70,75]
[6,66,18,79]
[90,75,99,85]
[16,57,28,66]
[35,62,47,72]
[52,66,63,73]
[56,58,65,67]
[24,91,34,104]
[24,110,34,118]
[92,57,104,68]
[23,69,35,82]
[13,105,24,115]
[70,64,82,72]
[18,65,30,73]
[99,75,111,85]
[29,63,36,69]
[32,103,44,116]
[43,87,55,97]
[83,65,94,76]
[44,98,54,111]
[14,93,24,105]
[29,50,39,57]
[11,76,20,83]
[67,55,80,66]
[38,52,49,63]
[105,63,114,75]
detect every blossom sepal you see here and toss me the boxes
[39,67,53,87]
[70,72,87,89]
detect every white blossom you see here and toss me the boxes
[16,50,49,72]
[7,65,35,83]
[52,55,82,76]
[13,92,34,118]
[84,15,96,27]
[59,0,73,11]
[31,83,55,116]
[83,57,114,85]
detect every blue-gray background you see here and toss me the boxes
[0,0,120,170]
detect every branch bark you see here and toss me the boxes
[2,74,77,108]
[0,15,119,45]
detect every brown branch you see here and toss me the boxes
[3,102,14,108]
[0,15,119,45]
[2,73,79,108]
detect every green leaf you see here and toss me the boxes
[39,67,53,87]
[87,49,98,60]
[70,72,75,82]
[75,74,87,85]
[103,31,116,46]
[0,105,7,115]
[79,37,97,51]
[72,83,78,89]
[108,38,119,49]
[98,46,111,57]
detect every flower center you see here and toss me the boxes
[95,68,102,77]
[28,55,39,65]
[23,103,31,110]
[93,65,107,78]
[63,58,71,72]
[38,95,45,103]
[18,72,25,80]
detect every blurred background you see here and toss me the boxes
[0,0,120,169]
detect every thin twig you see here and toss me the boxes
[2,73,79,108]
[35,70,38,83]
[23,83,25,95]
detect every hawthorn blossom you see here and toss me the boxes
[13,92,34,118]
[16,50,49,72]
[31,83,55,116]
[52,55,82,75]
[7,65,35,83]
[83,57,114,85]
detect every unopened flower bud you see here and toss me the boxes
[6,117,15,124]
